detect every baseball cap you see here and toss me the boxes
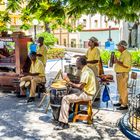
[116,40,128,48]
[89,36,98,42]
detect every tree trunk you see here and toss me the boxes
[44,22,50,33]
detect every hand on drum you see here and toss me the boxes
[63,73,70,83]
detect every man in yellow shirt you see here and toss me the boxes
[86,37,101,76]
[74,37,102,100]
[55,57,96,130]
[114,40,132,110]
[20,52,45,103]
[37,37,47,66]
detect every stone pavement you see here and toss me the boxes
[0,91,128,140]
[1,58,140,140]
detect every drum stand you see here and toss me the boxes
[38,70,63,113]
[48,58,64,74]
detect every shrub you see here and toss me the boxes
[47,48,65,59]
[100,49,140,67]
[37,32,57,47]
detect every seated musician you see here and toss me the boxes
[54,57,97,130]
[74,37,102,101]
[20,52,45,103]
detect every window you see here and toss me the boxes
[63,39,66,46]
[105,21,108,28]
[71,39,76,48]
[94,20,98,28]
[83,19,87,27]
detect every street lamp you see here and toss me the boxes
[108,21,112,40]
[32,19,39,40]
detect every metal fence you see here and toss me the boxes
[128,93,140,131]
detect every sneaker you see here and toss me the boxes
[27,97,35,103]
[113,103,121,107]
[116,106,128,110]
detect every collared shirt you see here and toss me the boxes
[30,59,45,77]
[114,50,132,73]
[86,47,100,68]
[37,45,47,66]
[80,65,96,96]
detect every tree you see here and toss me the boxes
[67,0,140,22]
[5,0,140,33]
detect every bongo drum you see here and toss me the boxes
[25,81,31,88]
[20,81,25,88]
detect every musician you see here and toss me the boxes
[37,37,47,67]
[114,40,132,110]
[20,52,45,103]
[74,37,102,100]
[54,57,96,130]
[86,36,101,76]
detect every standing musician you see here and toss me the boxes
[37,37,47,67]
[114,40,132,110]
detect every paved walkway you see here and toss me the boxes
[1,57,140,140]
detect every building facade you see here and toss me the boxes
[53,14,120,48]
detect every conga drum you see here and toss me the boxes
[50,83,68,121]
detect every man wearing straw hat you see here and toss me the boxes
[114,40,132,110]
[75,36,102,100]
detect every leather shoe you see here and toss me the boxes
[117,106,128,110]
[113,103,121,107]
[16,94,26,98]
[27,97,35,103]
[94,98,100,102]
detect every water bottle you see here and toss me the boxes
[26,88,30,97]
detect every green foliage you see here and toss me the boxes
[37,32,58,47]
[130,51,140,66]
[100,49,140,67]
[7,0,21,12]
[100,50,111,65]
[0,11,11,24]
[20,23,31,31]
[47,48,65,59]
[67,0,140,22]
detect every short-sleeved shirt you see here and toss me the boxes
[37,45,47,66]
[114,50,132,73]
[30,59,45,77]
[80,65,96,96]
[86,47,100,68]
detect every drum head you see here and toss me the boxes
[20,81,25,88]
[51,81,67,90]
[25,81,31,88]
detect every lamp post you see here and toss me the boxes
[108,21,112,40]
[109,26,111,40]
[32,19,39,41]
